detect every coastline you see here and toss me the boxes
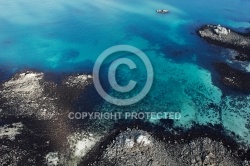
[0,0,250,165]
[0,70,249,165]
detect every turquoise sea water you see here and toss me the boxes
[0,0,250,144]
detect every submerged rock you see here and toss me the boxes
[214,62,250,92]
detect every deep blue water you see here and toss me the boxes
[0,0,250,144]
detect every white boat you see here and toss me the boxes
[156,9,169,13]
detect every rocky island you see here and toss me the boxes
[198,25,250,61]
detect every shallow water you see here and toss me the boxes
[0,0,250,144]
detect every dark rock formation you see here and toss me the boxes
[0,122,51,165]
[214,63,250,92]
[90,129,245,166]
[198,25,250,61]
[0,71,94,165]
[0,71,92,120]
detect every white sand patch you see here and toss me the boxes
[115,130,153,149]
[223,111,249,141]
[197,108,220,125]
[64,74,92,89]
[46,152,59,166]
[74,137,97,157]
[124,138,135,148]
[136,135,151,146]
[67,132,101,165]
[0,122,23,140]
[221,95,250,145]
[175,102,197,128]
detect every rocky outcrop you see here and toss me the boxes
[0,71,94,165]
[1,117,250,165]
[198,25,250,91]
[198,25,250,61]
[0,71,58,119]
[91,129,244,166]
[0,71,92,120]
[180,137,239,166]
